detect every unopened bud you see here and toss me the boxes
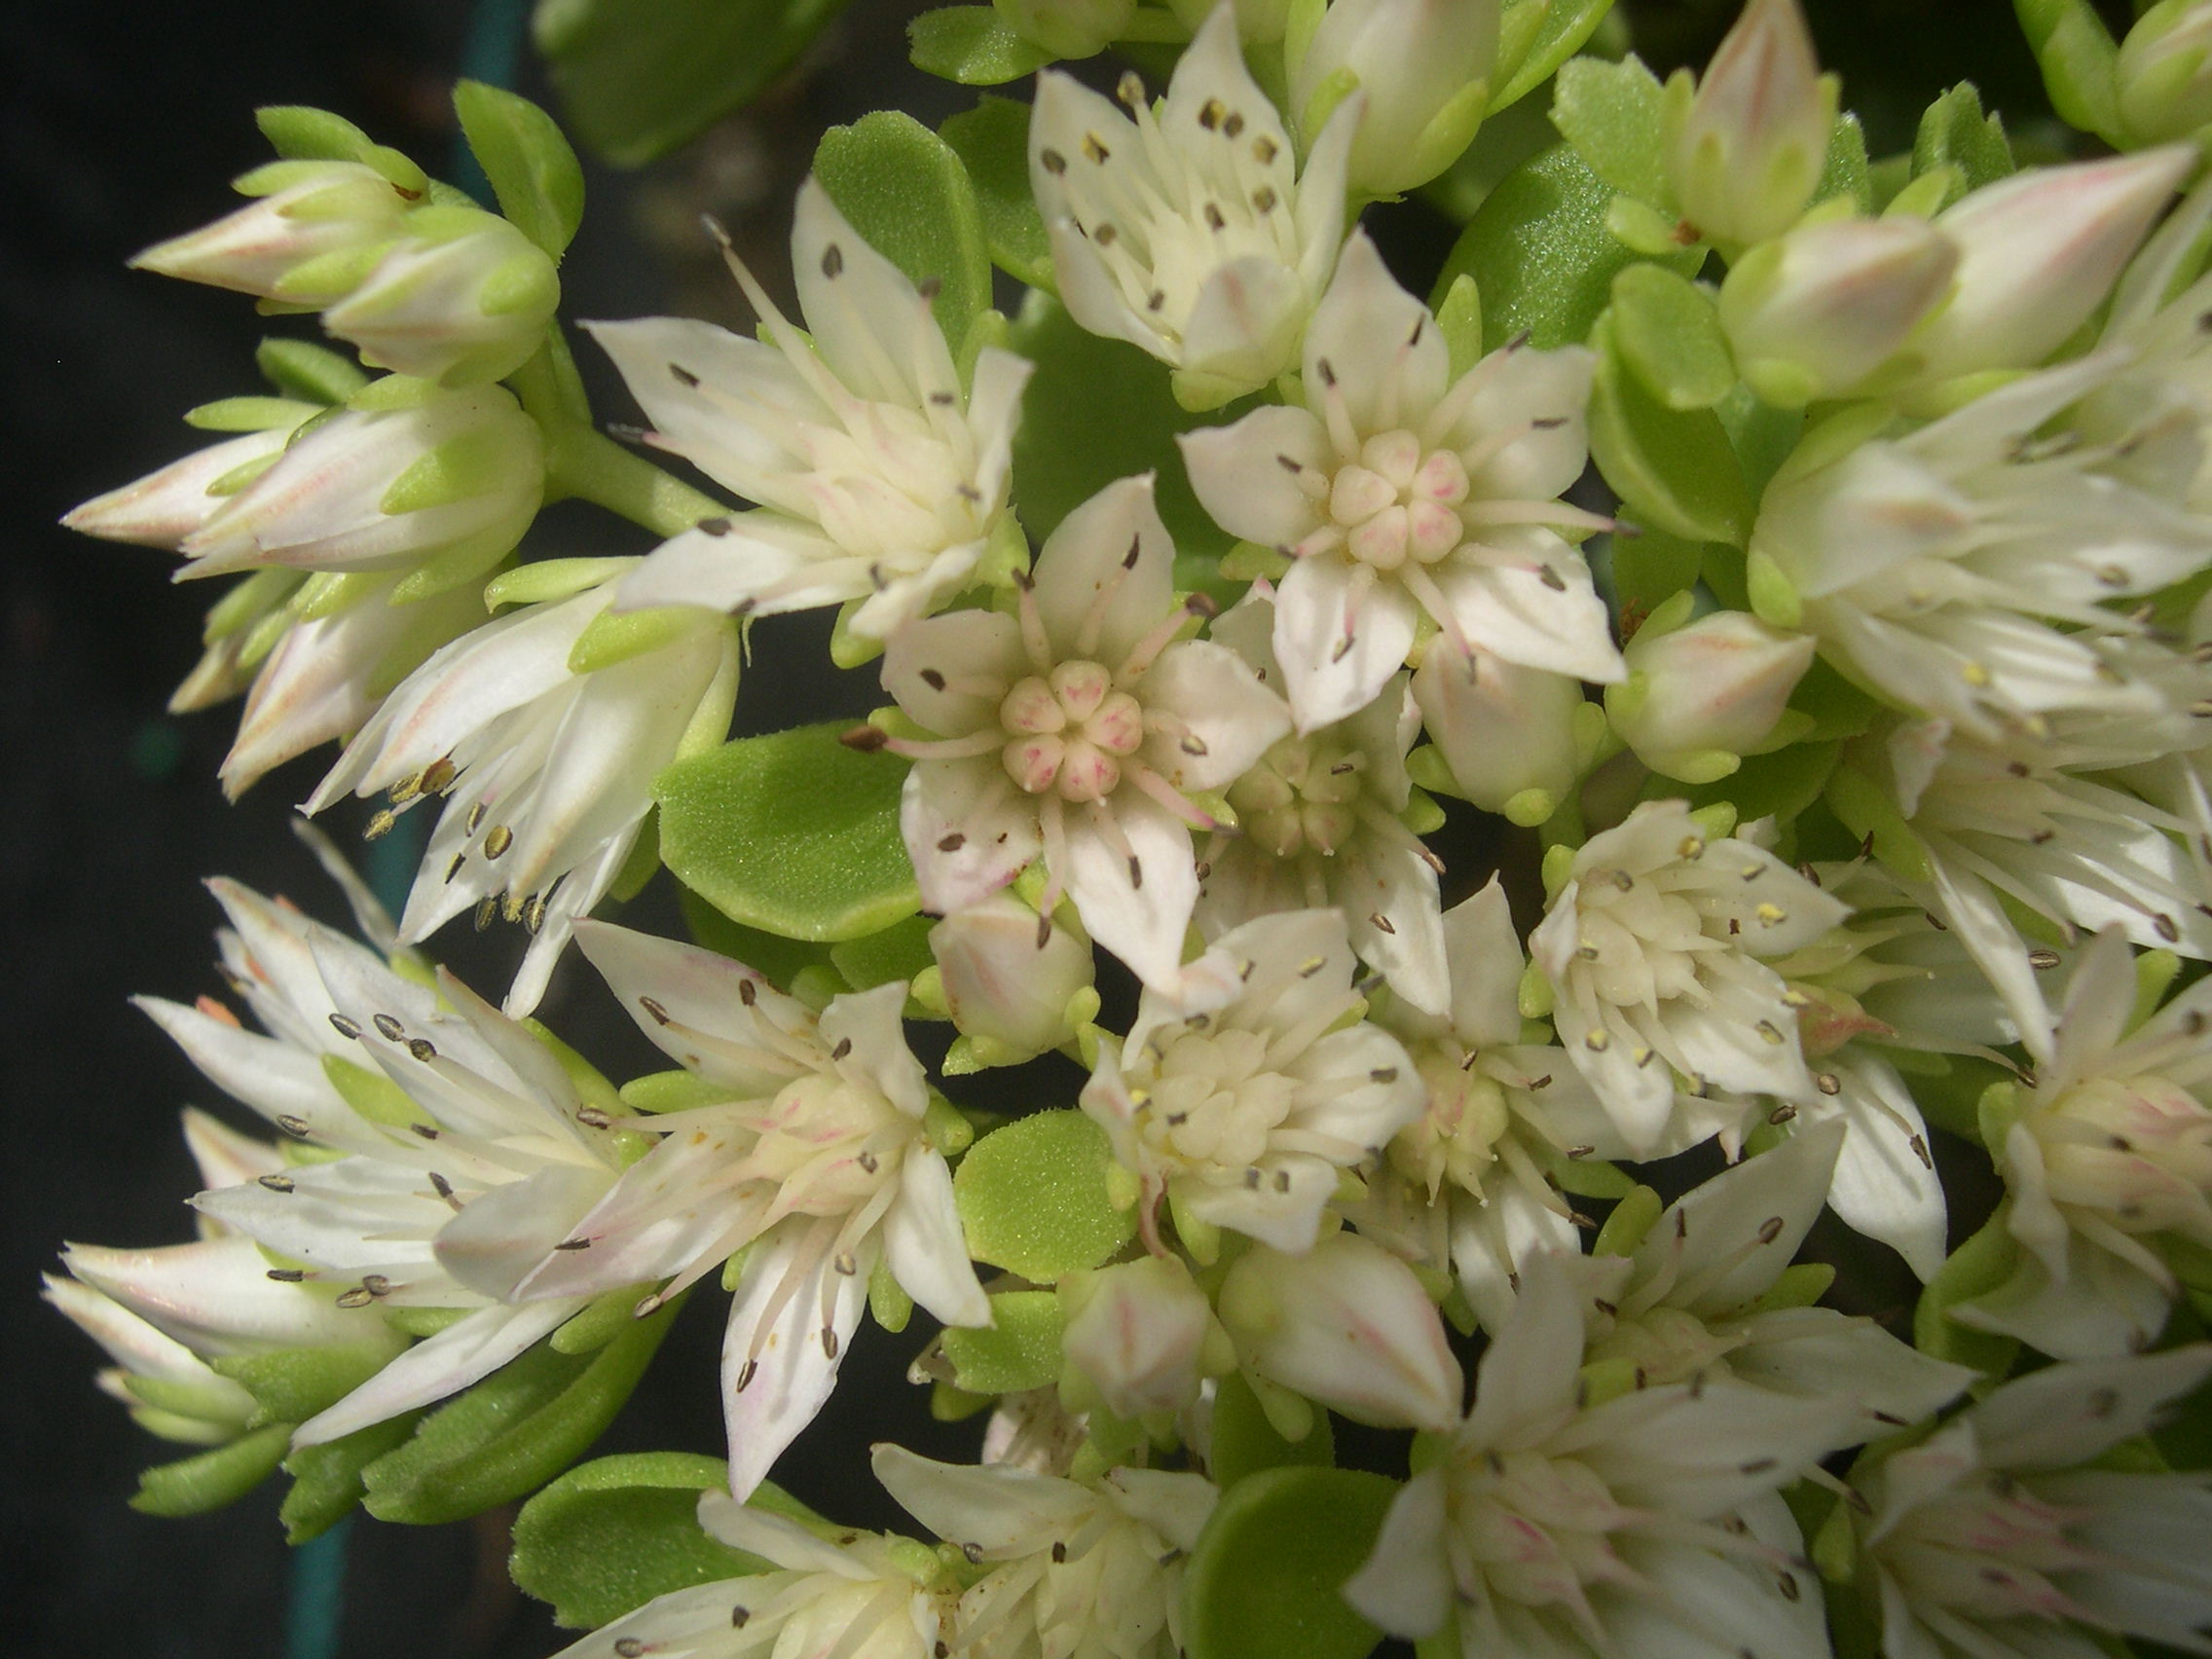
[1290,0,1500,197]
[1412,643,1583,825]
[1606,607,1816,783]
[1718,215,1958,405]
[132,161,412,304]
[62,421,306,550]
[1059,1255,1224,1418]
[2119,1,2212,146]
[1660,0,1836,252]
[993,0,1135,57]
[929,894,1096,1064]
[1217,1232,1463,1431]
[324,205,560,387]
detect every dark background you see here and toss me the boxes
[0,1,2101,1654]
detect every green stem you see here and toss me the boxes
[545,424,725,539]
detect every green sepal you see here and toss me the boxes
[1549,53,1667,207]
[1913,1206,2022,1377]
[322,1052,432,1128]
[829,914,938,994]
[1816,112,1873,213]
[1518,957,1557,1018]
[204,450,284,498]
[1534,1144,1636,1200]
[1493,0,1625,117]
[1434,273,1483,378]
[1744,1260,1837,1315]
[390,525,535,605]
[908,6,1053,85]
[486,557,636,613]
[255,104,427,197]
[383,1305,475,1339]
[130,1421,294,1518]
[940,96,1053,288]
[1588,311,1750,546]
[210,1341,406,1430]
[943,1291,1065,1394]
[1610,264,1735,412]
[358,1295,682,1525]
[1912,85,2015,207]
[1593,1185,1663,1257]
[1181,1466,1397,1659]
[184,395,318,434]
[453,80,585,259]
[869,1252,915,1334]
[257,338,370,404]
[932,1379,996,1421]
[552,1286,657,1355]
[510,1454,797,1629]
[1208,1370,1335,1490]
[816,111,992,348]
[269,240,395,306]
[954,1110,1138,1282]
[656,722,918,942]
[2013,0,2125,145]
[1823,763,1934,886]
[567,605,706,674]
[279,1411,424,1542]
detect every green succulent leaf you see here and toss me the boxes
[1208,1371,1336,1490]
[941,95,1053,288]
[1493,0,1624,117]
[1608,263,1735,411]
[131,1422,294,1518]
[815,112,993,346]
[279,1413,424,1543]
[1914,1207,2023,1377]
[1549,54,1667,206]
[954,1109,1137,1282]
[2012,0,2124,144]
[942,1291,1066,1394]
[453,81,586,258]
[909,6,1054,85]
[1183,1465,1398,1659]
[829,913,938,992]
[210,1342,405,1430]
[1587,313,1751,545]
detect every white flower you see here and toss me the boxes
[873,1446,1217,1659]
[1344,1248,1857,1659]
[1862,1346,2212,1659]
[306,574,739,1015]
[2118,1,2212,145]
[130,159,412,302]
[515,921,989,1499]
[875,474,1288,990]
[1953,927,2212,1359]
[1286,0,1498,198]
[1182,230,1620,732]
[1605,605,1816,785]
[590,180,1030,645]
[1659,0,1835,253]
[1530,801,1850,1158]
[1752,353,2212,741]
[323,203,560,387]
[1080,907,1423,1253]
[552,1493,949,1659]
[1200,588,1447,1013]
[1059,1253,1226,1419]
[1029,4,1359,409]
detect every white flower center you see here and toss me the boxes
[1388,1046,1509,1198]
[1880,1472,2103,1621]
[2031,1073,2212,1235]
[742,1072,907,1214]
[999,659,1147,802]
[1569,864,1720,1011]
[1326,429,1469,572]
[1227,733,1366,858]
[1137,1027,1296,1170]
[1447,1448,1636,1615]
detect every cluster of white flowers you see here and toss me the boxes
[50,0,2212,1655]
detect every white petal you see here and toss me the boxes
[1303,232,1449,433]
[1819,1055,1949,1281]
[1726,1306,1975,1426]
[1430,538,1624,683]
[58,1236,386,1355]
[433,1162,617,1300]
[1031,475,1176,669]
[1333,831,1449,1017]
[1064,793,1198,992]
[1445,346,1597,503]
[902,761,1042,916]
[1967,1344,2212,1469]
[1637,1120,1845,1317]
[1176,1155,1339,1252]
[1441,879,1526,1049]
[1179,405,1331,551]
[721,1222,869,1500]
[614,515,857,619]
[1134,638,1292,793]
[792,177,960,410]
[1340,1466,1453,1638]
[882,1149,989,1328]
[1273,553,1419,731]
[870,1445,1089,1554]
[1179,255,1307,399]
[822,981,928,1121]
[574,918,798,1091]
[1285,1024,1426,1148]
[1604,1495,1829,1659]
[1467,1247,1585,1449]
[295,1298,579,1445]
[882,608,1027,736]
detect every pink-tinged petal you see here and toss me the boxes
[1819,1055,1948,1281]
[821,981,927,1122]
[1636,1121,1845,1317]
[1603,1497,1829,1659]
[1332,831,1448,1018]
[1441,879,1525,1049]
[871,1446,1091,1554]
[882,608,1027,736]
[966,347,1030,508]
[294,1298,579,1446]
[901,761,1041,915]
[1303,233,1449,435]
[791,179,960,410]
[612,515,856,620]
[882,1149,990,1328]
[1467,1247,1586,1449]
[1341,1467,1453,1639]
[1968,1345,2212,1470]
[64,427,296,549]
[1047,220,1170,362]
[1063,791,1198,992]
[1134,638,1291,792]
[1412,643,1585,817]
[1443,346,1597,503]
[1430,537,1624,683]
[58,1236,386,1355]
[1031,475,1176,669]
[1178,255,1308,401]
[433,1161,619,1301]
[720,1223,870,1501]
[1175,1154,1339,1252]
[1179,405,1330,552]
[1273,553,1419,732]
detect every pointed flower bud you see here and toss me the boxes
[2118,0,2212,146]
[1911,147,2194,383]
[1411,643,1587,825]
[62,418,309,550]
[993,0,1135,58]
[1288,0,1499,197]
[130,160,412,302]
[1660,0,1837,252]
[1606,606,1816,784]
[177,381,544,595]
[1217,1232,1463,1431]
[1718,214,1959,406]
[1059,1254,1225,1419]
[323,205,560,387]
[929,894,1097,1066]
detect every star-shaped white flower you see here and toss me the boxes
[873,474,1289,990]
[1182,230,1621,732]
[513,921,990,1499]
[1029,3,1359,409]
[591,180,1031,644]
[1081,906,1424,1253]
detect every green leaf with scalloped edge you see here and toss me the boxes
[941,95,1052,288]
[657,723,919,943]
[1549,54,1666,206]
[454,81,585,258]
[815,111,992,346]
[1209,1371,1336,1490]
[1912,85,2016,202]
[1183,1465,1396,1659]
[942,1291,1065,1393]
[131,1422,294,1518]
[1587,312,1750,545]
[955,1110,1137,1282]
[909,6,1053,85]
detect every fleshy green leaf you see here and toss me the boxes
[1587,313,1750,544]
[1493,0,1623,116]
[1548,54,1667,206]
[1914,1207,2022,1377]
[1608,264,1734,411]
[678,887,834,989]
[1815,112,1872,212]
[358,1300,678,1525]
[131,1422,294,1518]
[1912,85,2016,201]
[1183,1465,1397,1659]
[954,1110,1137,1282]
[511,1454,777,1628]
[815,112,992,345]
[279,1412,424,1543]
[941,96,1053,288]
[1681,740,1840,826]
[656,723,918,942]
[210,1343,403,1430]
[2012,0,2123,144]
[942,1291,1065,1394]
[1607,525,1705,627]
[454,81,585,259]
[908,6,1053,85]
[829,913,937,992]
[257,338,370,404]
[534,0,855,167]
[1435,143,1699,354]
[1209,1370,1335,1490]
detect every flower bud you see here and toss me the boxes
[178,381,544,596]
[1412,642,1585,826]
[1216,1232,1463,1431]
[1606,607,1816,783]
[61,421,305,550]
[1164,0,1290,43]
[131,161,412,303]
[1059,1255,1226,1419]
[993,0,1135,57]
[1660,0,1836,252]
[1913,147,2194,382]
[324,205,560,387]
[43,1273,260,1443]
[1289,0,1499,197]
[2119,1,2212,146]
[929,894,1097,1065]
[1718,215,1959,405]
